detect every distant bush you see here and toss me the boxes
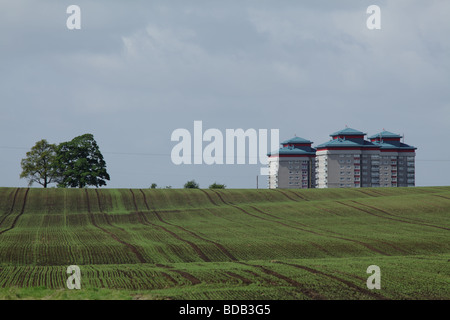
[184,180,199,189]
[150,183,157,189]
[209,182,226,189]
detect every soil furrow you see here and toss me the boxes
[286,189,308,201]
[131,190,211,262]
[433,194,450,201]
[239,262,325,300]
[151,211,211,262]
[152,210,237,261]
[156,264,201,285]
[210,190,230,205]
[225,271,252,285]
[86,189,146,263]
[345,200,450,231]
[199,189,218,206]
[234,204,388,255]
[276,189,298,202]
[274,261,388,300]
[139,189,151,211]
[0,188,29,235]
[355,189,380,197]
[0,188,20,228]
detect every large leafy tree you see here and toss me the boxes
[56,133,110,188]
[20,139,59,188]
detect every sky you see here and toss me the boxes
[0,0,449,189]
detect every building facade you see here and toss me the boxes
[267,137,316,189]
[268,128,416,189]
[315,128,416,188]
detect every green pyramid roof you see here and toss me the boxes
[281,136,312,144]
[368,131,402,139]
[330,127,366,137]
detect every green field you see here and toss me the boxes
[0,186,449,300]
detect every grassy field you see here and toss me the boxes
[0,186,449,300]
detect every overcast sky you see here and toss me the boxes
[1,0,449,189]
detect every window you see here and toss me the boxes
[339,155,345,158]
[339,160,345,164]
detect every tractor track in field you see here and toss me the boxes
[153,211,237,261]
[352,200,438,225]
[85,190,146,263]
[366,189,386,196]
[138,189,237,261]
[199,189,219,206]
[252,205,409,254]
[232,203,388,255]
[130,189,211,262]
[238,262,325,300]
[225,271,252,285]
[433,194,450,201]
[276,189,299,202]
[0,188,29,236]
[0,188,20,228]
[273,261,388,300]
[139,189,237,261]
[95,189,127,232]
[284,189,309,201]
[156,264,201,285]
[354,188,382,198]
[139,189,152,210]
[341,200,450,231]
[210,189,230,205]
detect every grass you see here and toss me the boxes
[0,186,449,299]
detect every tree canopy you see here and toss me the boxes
[20,134,110,188]
[55,134,110,188]
[20,139,58,188]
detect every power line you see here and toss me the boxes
[2,146,450,162]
